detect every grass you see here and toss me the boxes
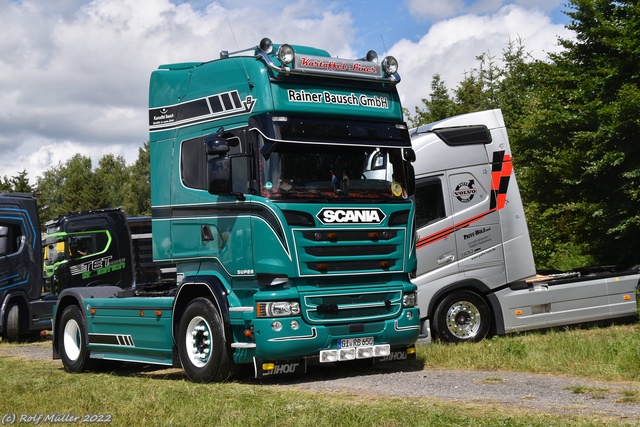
[417,323,640,382]
[1,323,640,426]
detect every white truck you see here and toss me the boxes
[367,109,640,342]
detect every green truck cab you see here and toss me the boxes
[53,38,420,382]
[43,208,133,294]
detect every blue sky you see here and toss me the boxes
[0,0,573,183]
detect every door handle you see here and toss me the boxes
[437,254,455,265]
[201,225,214,242]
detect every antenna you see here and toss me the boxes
[380,34,388,56]
[224,10,253,88]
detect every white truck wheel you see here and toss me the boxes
[433,290,491,343]
[178,297,234,382]
[59,305,95,372]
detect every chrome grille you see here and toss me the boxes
[303,289,403,324]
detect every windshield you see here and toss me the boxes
[43,240,66,266]
[260,141,409,201]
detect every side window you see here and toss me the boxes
[0,223,24,256]
[181,137,207,189]
[0,226,9,255]
[181,131,245,190]
[415,177,446,229]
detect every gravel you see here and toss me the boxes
[3,343,640,423]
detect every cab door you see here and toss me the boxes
[414,175,457,286]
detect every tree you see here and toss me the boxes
[94,154,129,209]
[408,74,458,127]
[123,141,151,217]
[528,0,640,266]
[0,170,33,193]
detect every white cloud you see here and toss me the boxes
[406,0,466,20]
[0,0,570,184]
[0,0,355,183]
[391,4,573,115]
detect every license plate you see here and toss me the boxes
[338,336,374,349]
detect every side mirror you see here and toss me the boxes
[205,136,230,155]
[406,163,415,197]
[404,148,416,163]
[207,156,232,195]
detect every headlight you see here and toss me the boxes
[403,292,417,308]
[257,301,301,317]
[382,56,398,75]
[277,44,295,65]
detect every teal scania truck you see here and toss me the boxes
[52,38,420,382]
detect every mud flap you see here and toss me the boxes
[253,358,307,378]
[373,346,416,364]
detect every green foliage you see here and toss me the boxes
[34,144,151,224]
[408,2,640,267]
[408,74,458,127]
[531,0,640,266]
[0,170,34,194]
[123,141,151,217]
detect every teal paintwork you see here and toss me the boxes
[79,40,419,370]
[85,297,174,365]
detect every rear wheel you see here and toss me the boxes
[178,298,234,383]
[3,303,20,342]
[433,290,490,343]
[59,305,94,372]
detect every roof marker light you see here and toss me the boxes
[259,37,274,54]
[365,50,378,62]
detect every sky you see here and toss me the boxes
[0,0,574,184]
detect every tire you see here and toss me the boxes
[178,298,234,383]
[59,305,95,372]
[432,290,491,343]
[3,303,20,342]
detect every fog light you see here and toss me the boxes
[338,348,356,361]
[262,362,275,371]
[271,321,283,332]
[277,44,295,65]
[320,350,338,363]
[382,56,398,74]
[290,320,299,330]
[407,311,413,320]
[356,346,373,359]
[373,344,390,357]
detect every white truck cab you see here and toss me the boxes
[381,109,639,342]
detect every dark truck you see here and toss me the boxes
[0,193,141,341]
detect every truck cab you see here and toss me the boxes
[375,109,639,343]
[42,208,134,294]
[53,38,420,382]
[0,193,44,341]
[1,194,135,341]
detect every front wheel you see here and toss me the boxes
[3,303,21,342]
[432,290,491,343]
[178,298,234,383]
[59,305,94,372]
